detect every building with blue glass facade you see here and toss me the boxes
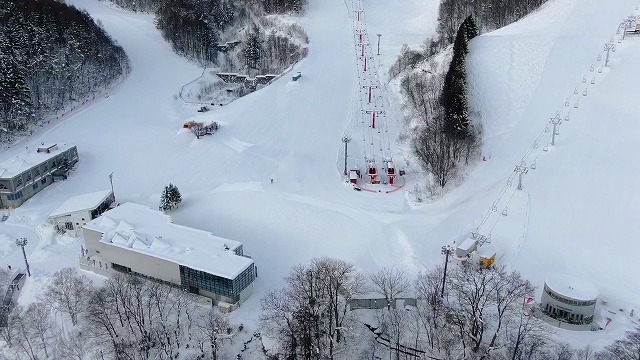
[82,203,255,305]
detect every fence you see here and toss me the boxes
[349,297,417,310]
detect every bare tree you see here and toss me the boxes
[599,327,640,360]
[415,266,450,356]
[57,329,90,360]
[370,268,411,310]
[312,257,366,358]
[555,342,575,360]
[26,302,54,358]
[576,345,594,360]
[84,287,129,359]
[386,308,409,360]
[482,267,535,358]
[261,258,366,360]
[8,306,39,360]
[260,288,299,358]
[504,306,551,360]
[45,268,92,326]
[196,308,230,360]
[447,266,496,354]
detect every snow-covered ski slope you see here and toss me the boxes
[2,0,640,346]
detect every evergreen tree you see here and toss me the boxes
[242,26,264,70]
[0,0,129,140]
[159,185,172,212]
[441,17,476,142]
[463,15,479,41]
[167,184,182,209]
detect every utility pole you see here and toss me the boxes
[376,34,382,55]
[16,237,30,277]
[341,136,352,176]
[441,246,453,297]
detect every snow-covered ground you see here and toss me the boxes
[2,0,640,349]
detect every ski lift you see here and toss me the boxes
[531,161,537,169]
[367,161,378,184]
[386,161,396,185]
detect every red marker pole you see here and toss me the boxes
[364,57,367,71]
[362,44,365,57]
[372,112,376,129]
[368,86,372,103]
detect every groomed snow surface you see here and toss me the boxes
[1,0,639,350]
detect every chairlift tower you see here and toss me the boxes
[471,232,491,247]
[514,162,529,190]
[550,117,561,146]
[604,42,615,67]
[342,136,352,176]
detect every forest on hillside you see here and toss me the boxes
[0,0,129,143]
[392,0,548,195]
[106,0,308,74]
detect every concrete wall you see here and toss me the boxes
[83,228,181,284]
[238,282,254,304]
[53,210,93,236]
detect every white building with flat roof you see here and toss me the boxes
[541,273,598,324]
[49,190,115,236]
[81,203,255,305]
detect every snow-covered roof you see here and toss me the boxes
[83,203,253,280]
[0,143,75,179]
[545,273,598,301]
[478,244,497,258]
[49,190,113,218]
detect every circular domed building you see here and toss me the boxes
[541,274,598,324]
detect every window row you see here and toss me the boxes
[544,285,596,306]
[6,191,24,201]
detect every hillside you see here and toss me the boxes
[0,0,638,352]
